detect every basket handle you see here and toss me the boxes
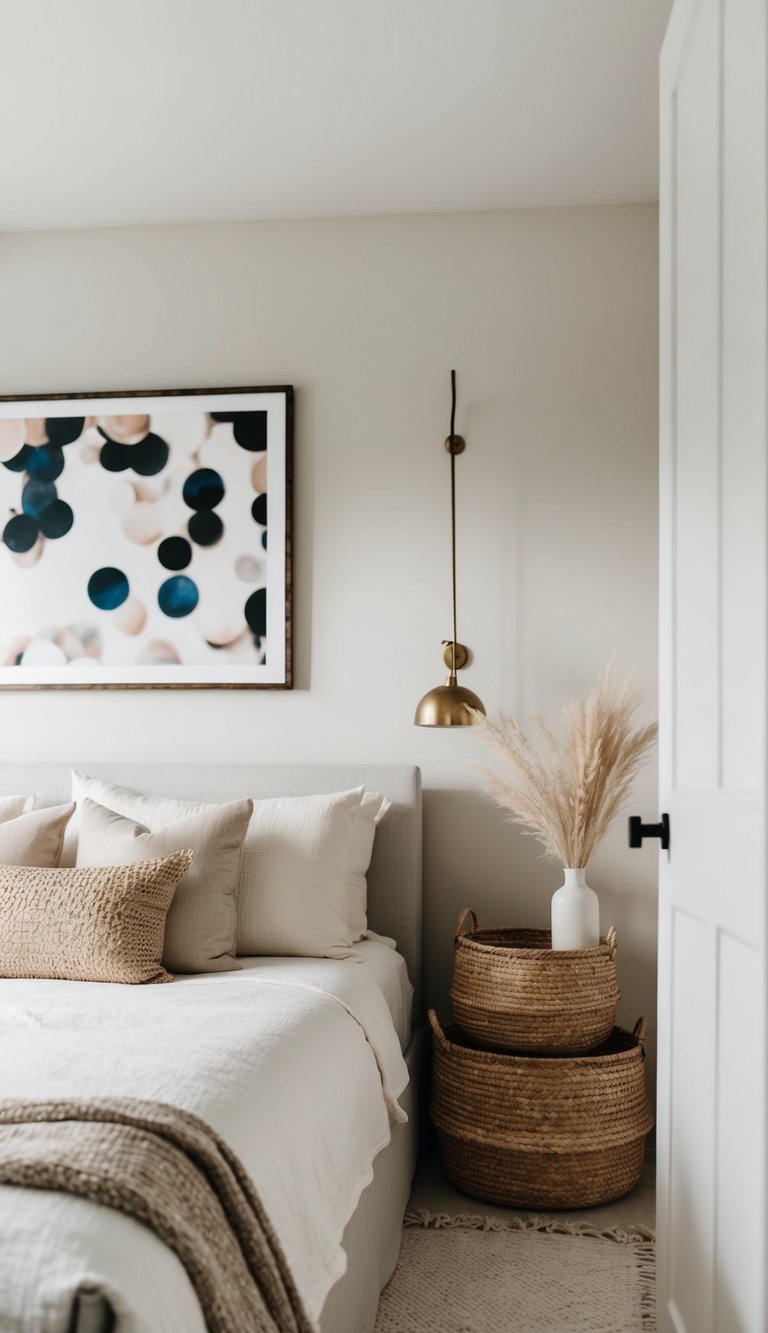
[455,908,478,939]
[633,1016,647,1055]
[605,925,618,961]
[428,1008,449,1048]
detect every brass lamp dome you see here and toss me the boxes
[414,677,485,728]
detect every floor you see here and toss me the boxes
[408,1137,656,1234]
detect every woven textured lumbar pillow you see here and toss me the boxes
[75,796,253,973]
[0,803,75,867]
[0,851,192,984]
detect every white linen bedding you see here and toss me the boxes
[0,949,412,1332]
[234,939,414,1053]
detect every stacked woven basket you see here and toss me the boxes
[429,908,654,1209]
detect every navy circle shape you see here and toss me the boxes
[26,445,64,481]
[129,433,169,477]
[158,575,199,618]
[233,413,268,452]
[188,511,223,547]
[100,440,130,472]
[182,468,224,510]
[38,500,74,540]
[3,514,38,553]
[3,445,33,474]
[45,418,85,446]
[244,588,267,636]
[88,567,130,611]
[22,479,57,519]
[158,536,192,571]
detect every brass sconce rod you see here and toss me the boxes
[414,369,485,727]
[448,369,459,680]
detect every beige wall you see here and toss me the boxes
[0,205,660,1089]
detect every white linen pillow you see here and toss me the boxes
[74,796,253,974]
[234,786,365,958]
[348,793,391,942]
[71,773,366,959]
[0,794,36,823]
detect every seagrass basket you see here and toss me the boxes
[429,1009,654,1209]
[450,908,620,1054]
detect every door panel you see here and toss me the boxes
[659,2,767,1330]
[673,0,719,795]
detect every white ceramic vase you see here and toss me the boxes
[550,867,600,950]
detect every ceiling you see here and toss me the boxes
[0,0,672,232]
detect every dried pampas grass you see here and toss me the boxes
[471,660,657,868]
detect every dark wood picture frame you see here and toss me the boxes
[0,385,293,689]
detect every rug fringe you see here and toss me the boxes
[634,1240,657,1327]
[404,1209,655,1245]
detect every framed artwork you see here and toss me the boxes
[0,386,292,689]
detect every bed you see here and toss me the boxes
[0,762,423,1333]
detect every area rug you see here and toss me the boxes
[374,1211,656,1333]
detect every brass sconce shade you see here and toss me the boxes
[415,371,486,728]
[414,678,486,727]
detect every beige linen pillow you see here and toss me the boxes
[71,773,365,959]
[0,851,192,984]
[0,803,75,867]
[0,794,36,823]
[75,796,253,974]
[348,793,391,942]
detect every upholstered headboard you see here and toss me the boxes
[0,761,423,1004]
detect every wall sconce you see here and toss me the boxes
[414,370,486,727]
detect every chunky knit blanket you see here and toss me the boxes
[0,1098,312,1333]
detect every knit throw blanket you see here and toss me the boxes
[0,1098,312,1333]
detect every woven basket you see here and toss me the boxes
[429,1008,654,1210]
[450,908,620,1054]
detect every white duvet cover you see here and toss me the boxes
[0,944,412,1332]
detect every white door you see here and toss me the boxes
[658,1,767,1330]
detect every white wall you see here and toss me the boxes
[0,205,660,1088]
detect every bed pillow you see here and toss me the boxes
[71,773,366,959]
[234,786,365,958]
[0,803,75,867]
[0,794,36,823]
[74,796,253,974]
[0,850,192,984]
[348,793,391,942]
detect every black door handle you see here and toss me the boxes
[628,813,670,850]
